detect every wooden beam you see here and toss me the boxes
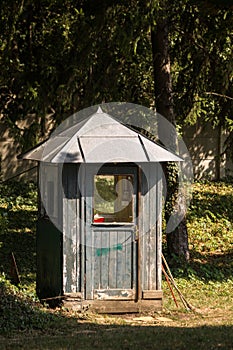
[142,290,163,300]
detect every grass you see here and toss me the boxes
[0,180,233,349]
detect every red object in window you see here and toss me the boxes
[94,215,105,223]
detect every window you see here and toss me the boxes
[93,174,134,223]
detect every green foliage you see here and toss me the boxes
[0,273,60,335]
[164,162,180,220]
[0,0,156,152]
[170,1,233,130]
[0,210,8,236]
[0,0,232,157]
[0,181,64,336]
[168,181,233,282]
[95,176,117,202]
[0,181,37,282]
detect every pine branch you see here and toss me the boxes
[204,92,233,101]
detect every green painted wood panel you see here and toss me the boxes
[92,228,135,290]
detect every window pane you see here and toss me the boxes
[93,174,134,223]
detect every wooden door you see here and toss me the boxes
[84,165,138,300]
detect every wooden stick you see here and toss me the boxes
[162,264,179,308]
[10,252,21,285]
[166,273,191,311]
[162,254,190,310]
[41,295,64,301]
[162,253,195,311]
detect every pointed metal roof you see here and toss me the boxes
[19,107,183,163]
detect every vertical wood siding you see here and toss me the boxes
[37,163,63,300]
[140,163,163,292]
[63,164,80,294]
[62,163,162,301]
[86,227,136,300]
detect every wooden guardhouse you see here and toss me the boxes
[20,106,182,313]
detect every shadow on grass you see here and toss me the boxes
[0,279,65,336]
[1,259,232,350]
[187,249,233,282]
[0,181,37,270]
[7,209,38,231]
[164,249,233,282]
[188,188,233,223]
[1,320,233,350]
[164,248,233,283]
[0,227,36,283]
[0,207,37,283]
[1,271,233,349]
[1,272,233,349]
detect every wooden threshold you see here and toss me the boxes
[63,298,163,314]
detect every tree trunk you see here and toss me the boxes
[151,12,189,261]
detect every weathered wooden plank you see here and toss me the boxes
[151,164,157,291]
[142,290,163,299]
[93,230,102,289]
[80,165,86,297]
[63,164,80,294]
[108,230,117,288]
[122,230,135,289]
[94,288,135,300]
[140,163,163,293]
[156,166,163,290]
[141,164,150,292]
[90,227,135,295]
[119,231,127,289]
[101,230,110,288]
[64,292,82,299]
[63,299,163,313]
[36,218,62,300]
[136,167,142,301]
[85,244,94,299]
[116,231,122,288]
[85,166,96,299]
